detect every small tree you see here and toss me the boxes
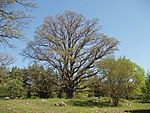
[22,11,119,98]
[88,76,104,97]
[97,57,146,106]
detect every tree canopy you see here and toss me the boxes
[97,57,146,106]
[22,11,119,98]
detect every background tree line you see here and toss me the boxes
[0,59,150,106]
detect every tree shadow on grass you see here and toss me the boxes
[68,99,112,107]
[139,101,150,104]
[124,109,150,113]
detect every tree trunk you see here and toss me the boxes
[66,89,74,98]
[112,98,119,106]
[65,81,75,98]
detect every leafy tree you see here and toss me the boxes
[23,64,58,98]
[9,67,26,98]
[143,72,150,101]
[97,57,145,106]
[0,66,8,95]
[88,76,104,97]
[0,67,26,98]
[22,11,119,98]
[0,0,37,47]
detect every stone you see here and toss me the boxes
[54,102,66,106]
[5,97,10,100]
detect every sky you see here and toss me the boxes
[1,0,150,71]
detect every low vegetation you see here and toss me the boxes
[0,98,150,113]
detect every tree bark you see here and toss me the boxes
[112,98,119,106]
[66,88,74,98]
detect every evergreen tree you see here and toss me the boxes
[23,64,58,98]
[0,67,26,98]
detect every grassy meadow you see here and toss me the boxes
[0,98,150,113]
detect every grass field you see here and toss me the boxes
[0,98,150,113]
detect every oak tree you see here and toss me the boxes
[22,11,119,98]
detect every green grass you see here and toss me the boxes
[0,98,150,113]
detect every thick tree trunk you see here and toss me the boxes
[65,83,75,98]
[66,89,74,98]
[112,98,119,106]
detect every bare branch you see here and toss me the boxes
[0,53,15,66]
[0,0,37,47]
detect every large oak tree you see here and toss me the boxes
[22,11,119,98]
